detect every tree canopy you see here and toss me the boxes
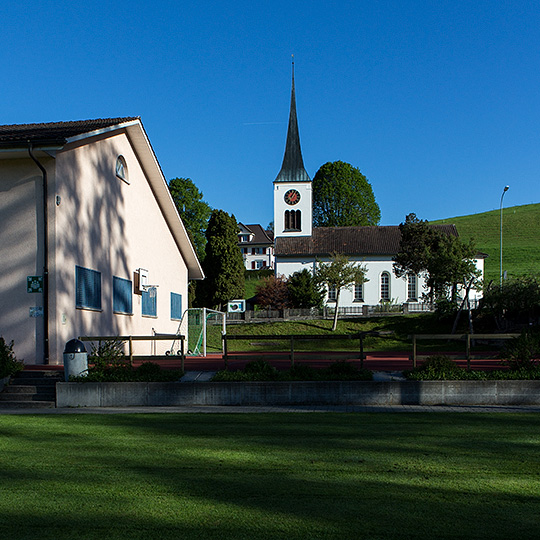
[315,253,367,330]
[287,269,325,309]
[313,161,380,227]
[255,275,290,310]
[168,177,212,261]
[200,210,245,310]
[393,213,479,304]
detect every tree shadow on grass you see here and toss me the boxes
[1,414,540,539]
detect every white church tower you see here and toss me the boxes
[273,62,312,238]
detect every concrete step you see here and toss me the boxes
[13,372,62,382]
[0,400,56,409]
[0,392,55,402]
[0,370,60,408]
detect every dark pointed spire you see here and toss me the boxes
[274,59,311,183]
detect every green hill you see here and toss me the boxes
[431,203,540,285]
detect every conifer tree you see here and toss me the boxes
[201,210,245,310]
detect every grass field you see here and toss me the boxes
[1,413,539,539]
[224,313,479,354]
[432,202,540,284]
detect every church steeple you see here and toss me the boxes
[273,60,312,239]
[274,61,311,183]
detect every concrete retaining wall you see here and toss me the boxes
[56,380,540,408]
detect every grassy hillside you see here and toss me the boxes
[432,203,540,284]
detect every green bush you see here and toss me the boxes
[501,330,540,370]
[404,355,471,380]
[243,359,281,380]
[0,337,24,378]
[404,353,540,380]
[73,340,183,382]
[212,360,373,381]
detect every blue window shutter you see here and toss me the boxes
[142,288,157,317]
[171,293,182,320]
[113,277,133,314]
[76,266,101,310]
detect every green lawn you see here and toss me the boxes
[1,413,539,539]
[432,203,540,284]
[225,314,476,353]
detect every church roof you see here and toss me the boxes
[275,225,459,257]
[274,64,311,183]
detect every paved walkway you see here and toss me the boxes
[1,404,540,415]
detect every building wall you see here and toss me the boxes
[0,156,55,364]
[276,256,430,307]
[53,132,189,361]
[241,246,274,270]
[273,181,312,238]
[0,131,191,365]
[276,254,484,308]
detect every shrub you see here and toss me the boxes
[404,355,469,380]
[287,364,319,380]
[72,340,183,382]
[0,337,24,378]
[323,360,373,380]
[501,330,540,370]
[136,362,163,381]
[243,359,281,380]
[212,360,373,381]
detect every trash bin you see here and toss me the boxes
[63,339,88,381]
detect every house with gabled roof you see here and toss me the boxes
[238,223,274,270]
[0,117,203,365]
[272,66,484,309]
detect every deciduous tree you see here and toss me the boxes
[255,275,290,309]
[313,161,380,227]
[168,177,212,261]
[315,253,367,331]
[393,213,479,305]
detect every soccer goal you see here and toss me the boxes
[167,308,226,356]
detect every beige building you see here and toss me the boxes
[0,117,203,365]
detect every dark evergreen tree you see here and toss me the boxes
[201,210,245,310]
[288,269,324,308]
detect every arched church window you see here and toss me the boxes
[381,272,390,301]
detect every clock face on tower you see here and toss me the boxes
[284,189,301,205]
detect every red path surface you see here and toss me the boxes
[27,351,507,372]
[135,351,506,372]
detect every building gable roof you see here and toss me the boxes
[0,117,140,146]
[275,225,459,257]
[238,223,274,245]
[0,117,204,279]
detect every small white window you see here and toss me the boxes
[116,155,128,183]
[328,285,337,302]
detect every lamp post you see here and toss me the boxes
[500,185,509,287]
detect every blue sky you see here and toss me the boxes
[2,1,540,227]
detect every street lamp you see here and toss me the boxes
[500,185,509,287]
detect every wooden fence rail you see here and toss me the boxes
[410,333,521,369]
[79,334,186,370]
[222,333,379,369]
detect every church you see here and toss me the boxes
[272,66,484,310]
